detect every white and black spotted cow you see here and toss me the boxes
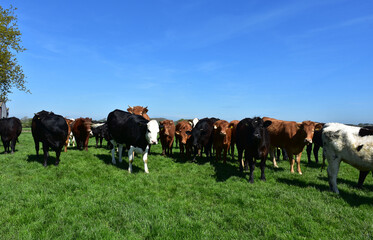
[107,109,159,173]
[322,123,373,193]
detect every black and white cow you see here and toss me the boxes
[31,111,68,167]
[107,109,159,173]
[236,117,272,183]
[322,123,373,193]
[0,117,22,153]
[186,117,219,160]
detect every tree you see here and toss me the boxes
[0,5,29,102]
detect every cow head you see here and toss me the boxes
[159,120,174,136]
[128,105,150,120]
[146,120,159,145]
[176,122,192,144]
[246,118,272,142]
[297,121,321,145]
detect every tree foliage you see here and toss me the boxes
[0,5,29,102]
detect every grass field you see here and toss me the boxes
[0,129,372,239]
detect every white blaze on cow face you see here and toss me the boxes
[146,120,159,145]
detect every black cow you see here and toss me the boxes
[100,123,113,149]
[107,109,159,173]
[0,117,22,153]
[91,124,105,148]
[236,117,272,183]
[31,111,68,167]
[186,117,219,160]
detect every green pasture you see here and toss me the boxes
[0,129,372,239]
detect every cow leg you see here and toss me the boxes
[327,156,341,194]
[313,145,320,163]
[99,137,103,148]
[84,136,89,151]
[180,143,184,156]
[276,148,281,161]
[357,171,370,189]
[43,144,49,167]
[128,146,138,173]
[11,139,16,154]
[296,152,303,175]
[2,140,7,153]
[269,147,279,168]
[282,148,289,160]
[95,136,99,148]
[248,156,255,183]
[244,150,249,171]
[142,145,150,173]
[237,148,244,172]
[55,149,61,166]
[260,156,266,181]
[34,139,40,156]
[118,144,124,163]
[288,152,295,173]
[223,146,228,164]
[306,144,312,163]
[110,140,117,164]
[230,143,235,159]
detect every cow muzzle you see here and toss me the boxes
[150,140,158,145]
[304,139,312,145]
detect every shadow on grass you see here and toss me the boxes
[317,175,373,192]
[26,154,58,166]
[277,177,373,206]
[94,154,142,173]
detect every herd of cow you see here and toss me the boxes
[0,106,372,194]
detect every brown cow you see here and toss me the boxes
[263,117,322,175]
[127,105,150,120]
[229,120,239,159]
[64,118,75,152]
[175,120,192,157]
[213,120,232,164]
[72,117,92,151]
[159,120,175,156]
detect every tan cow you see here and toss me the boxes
[213,120,233,164]
[127,105,150,120]
[263,117,322,175]
[175,120,192,157]
[159,120,176,156]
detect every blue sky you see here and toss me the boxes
[3,0,373,123]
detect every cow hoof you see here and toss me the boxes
[145,170,149,174]
[299,172,303,175]
[274,165,279,168]
[128,168,132,173]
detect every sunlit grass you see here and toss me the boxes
[0,129,372,239]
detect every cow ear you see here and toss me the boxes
[143,107,148,113]
[186,131,191,136]
[263,120,272,128]
[127,106,133,113]
[314,123,323,131]
[297,123,304,130]
[214,125,217,129]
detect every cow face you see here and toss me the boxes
[146,120,159,145]
[159,120,174,136]
[128,106,150,120]
[247,118,272,142]
[176,122,192,144]
[298,121,318,145]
